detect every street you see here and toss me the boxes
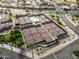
[0,48,31,59]
[42,39,79,59]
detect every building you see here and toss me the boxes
[0,14,12,34]
[15,14,67,48]
[0,14,9,23]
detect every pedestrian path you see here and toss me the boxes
[0,44,21,54]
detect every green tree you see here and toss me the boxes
[64,0,67,2]
[73,51,79,57]
[76,0,79,6]
[10,29,23,46]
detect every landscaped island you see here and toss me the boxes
[0,26,23,47]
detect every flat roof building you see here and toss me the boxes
[16,14,67,48]
[0,14,12,34]
[0,14,9,23]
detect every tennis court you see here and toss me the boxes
[17,14,67,47]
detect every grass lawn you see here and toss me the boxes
[0,27,23,47]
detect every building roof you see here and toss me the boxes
[18,14,67,47]
[0,14,9,22]
[0,22,12,29]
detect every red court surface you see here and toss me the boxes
[17,14,67,47]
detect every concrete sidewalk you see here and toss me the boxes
[0,43,39,59]
[65,15,77,27]
[0,44,21,54]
